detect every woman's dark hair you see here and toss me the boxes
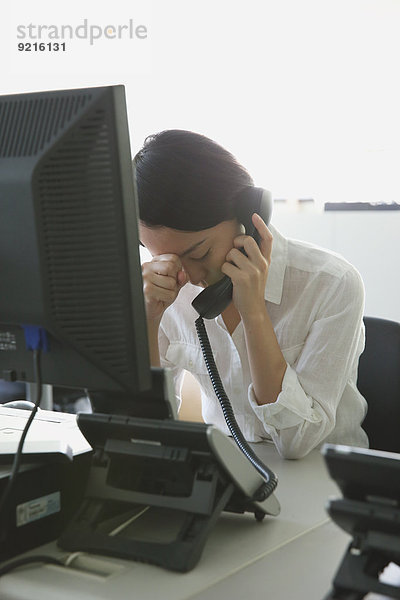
[134,130,254,231]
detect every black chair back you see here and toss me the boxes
[358,316,400,453]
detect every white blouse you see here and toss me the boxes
[157,224,369,459]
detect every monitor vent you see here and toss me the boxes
[0,93,92,157]
[35,107,133,382]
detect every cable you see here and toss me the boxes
[0,350,42,534]
[195,316,278,499]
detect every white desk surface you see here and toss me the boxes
[0,442,392,600]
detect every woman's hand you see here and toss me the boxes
[142,254,188,323]
[221,213,273,319]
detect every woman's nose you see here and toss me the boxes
[182,264,206,286]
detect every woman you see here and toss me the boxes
[135,129,368,459]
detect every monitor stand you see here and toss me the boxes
[26,383,53,410]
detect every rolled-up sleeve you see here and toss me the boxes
[248,267,366,459]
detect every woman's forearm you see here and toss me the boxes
[242,306,287,405]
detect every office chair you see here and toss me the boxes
[357,316,400,453]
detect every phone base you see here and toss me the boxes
[323,444,400,599]
[58,466,236,573]
[325,526,400,599]
[58,415,277,572]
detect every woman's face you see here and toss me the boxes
[140,219,242,287]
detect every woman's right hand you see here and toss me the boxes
[142,254,188,323]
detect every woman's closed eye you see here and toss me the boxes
[191,249,211,261]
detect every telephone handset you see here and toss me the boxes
[191,187,272,319]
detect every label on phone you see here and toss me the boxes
[16,491,61,527]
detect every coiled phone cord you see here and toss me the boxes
[195,316,278,500]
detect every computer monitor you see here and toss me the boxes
[0,85,153,411]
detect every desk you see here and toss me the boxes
[0,443,382,600]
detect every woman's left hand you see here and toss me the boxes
[221,213,273,318]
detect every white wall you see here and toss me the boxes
[272,208,400,322]
[3,0,400,208]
